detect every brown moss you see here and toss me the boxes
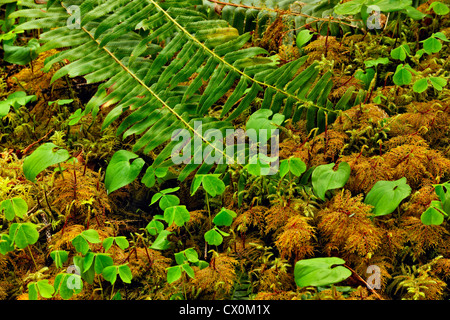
[254,291,299,300]
[332,103,389,133]
[274,215,315,261]
[400,216,447,259]
[402,185,439,218]
[304,36,350,65]
[293,129,348,166]
[383,144,450,189]
[191,253,238,298]
[433,258,450,280]
[232,205,267,235]
[388,101,450,148]
[126,247,171,281]
[256,265,295,292]
[318,190,383,261]
[264,204,299,236]
[49,161,111,227]
[392,258,447,300]
[340,154,393,193]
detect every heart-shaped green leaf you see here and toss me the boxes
[429,77,447,91]
[27,282,38,300]
[105,150,145,194]
[9,222,39,249]
[54,273,83,300]
[23,143,70,182]
[213,208,237,227]
[191,174,226,197]
[312,162,351,200]
[114,236,129,250]
[0,234,14,255]
[429,1,450,15]
[279,157,306,179]
[146,219,164,236]
[294,257,352,287]
[36,280,55,299]
[182,264,195,279]
[204,228,223,246]
[421,201,445,225]
[164,205,190,227]
[422,36,442,54]
[246,153,278,176]
[391,44,410,61]
[28,280,55,300]
[184,248,199,263]
[72,235,89,255]
[0,197,28,221]
[413,78,429,93]
[102,237,114,252]
[364,177,412,216]
[50,250,69,268]
[150,230,172,250]
[102,265,118,285]
[296,29,314,48]
[71,229,100,255]
[81,229,101,243]
[159,194,180,210]
[167,265,182,284]
[94,253,114,274]
[118,264,132,283]
[393,65,412,86]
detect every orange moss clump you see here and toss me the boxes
[304,36,350,65]
[191,253,238,298]
[402,185,439,218]
[340,154,393,193]
[232,206,267,235]
[317,190,383,261]
[265,204,299,236]
[383,144,450,189]
[293,129,349,166]
[332,103,389,134]
[275,215,315,261]
[388,101,450,148]
[400,216,448,260]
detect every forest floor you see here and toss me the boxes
[1,0,450,301]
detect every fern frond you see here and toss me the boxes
[12,0,360,180]
[203,0,359,37]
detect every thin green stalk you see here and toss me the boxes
[205,193,211,229]
[27,245,38,270]
[110,282,115,300]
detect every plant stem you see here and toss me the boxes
[110,282,115,300]
[27,246,38,271]
[205,193,211,229]
[58,163,65,181]
[97,275,105,299]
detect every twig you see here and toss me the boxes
[344,264,384,300]
[21,129,54,156]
